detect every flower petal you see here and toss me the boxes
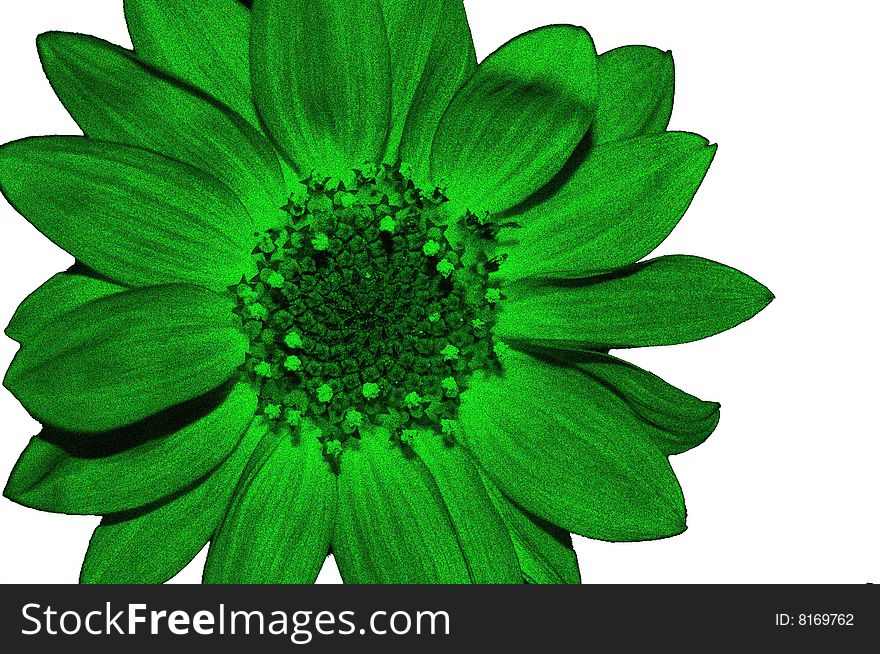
[0,136,254,289]
[380,0,442,162]
[4,284,247,432]
[501,133,716,279]
[124,0,259,127]
[204,426,336,583]
[333,432,471,583]
[430,25,597,213]
[480,472,580,584]
[490,347,720,457]
[568,351,720,456]
[80,422,265,584]
[459,349,687,541]
[37,31,285,230]
[3,383,256,515]
[251,0,391,178]
[412,433,521,583]
[593,46,675,145]
[6,270,123,343]
[496,255,774,349]
[390,0,476,180]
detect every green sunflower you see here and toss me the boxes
[0,0,772,584]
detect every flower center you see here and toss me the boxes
[233,164,501,461]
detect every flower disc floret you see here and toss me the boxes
[233,164,499,458]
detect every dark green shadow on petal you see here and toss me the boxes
[3,382,257,516]
[430,24,598,214]
[4,284,248,432]
[79,421,266,584]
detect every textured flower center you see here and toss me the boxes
[233,164,501,461]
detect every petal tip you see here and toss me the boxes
[35,30,72,59]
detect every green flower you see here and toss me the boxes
[0,0,772,584]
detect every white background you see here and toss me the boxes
[0,0,877,584]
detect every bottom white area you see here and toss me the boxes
[167,550,345,584]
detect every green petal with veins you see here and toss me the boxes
[431,25,597,213]
[389,0,476,179]
[460,349,687,541]
[205,425,336,583]
[480,472,580,584]
[80,422,265,584]
[497,255,774,349]
[333,432,471,583]
[501,133,716,279]
[4,285,247,432]
[37,31,285,230]
[413,432,521,583]
[593,45,675,144]
[0,137,254,289]
[124,0,258,127]
[6,270,124,344]
[251,0,391,178]
[4,384,257,515]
